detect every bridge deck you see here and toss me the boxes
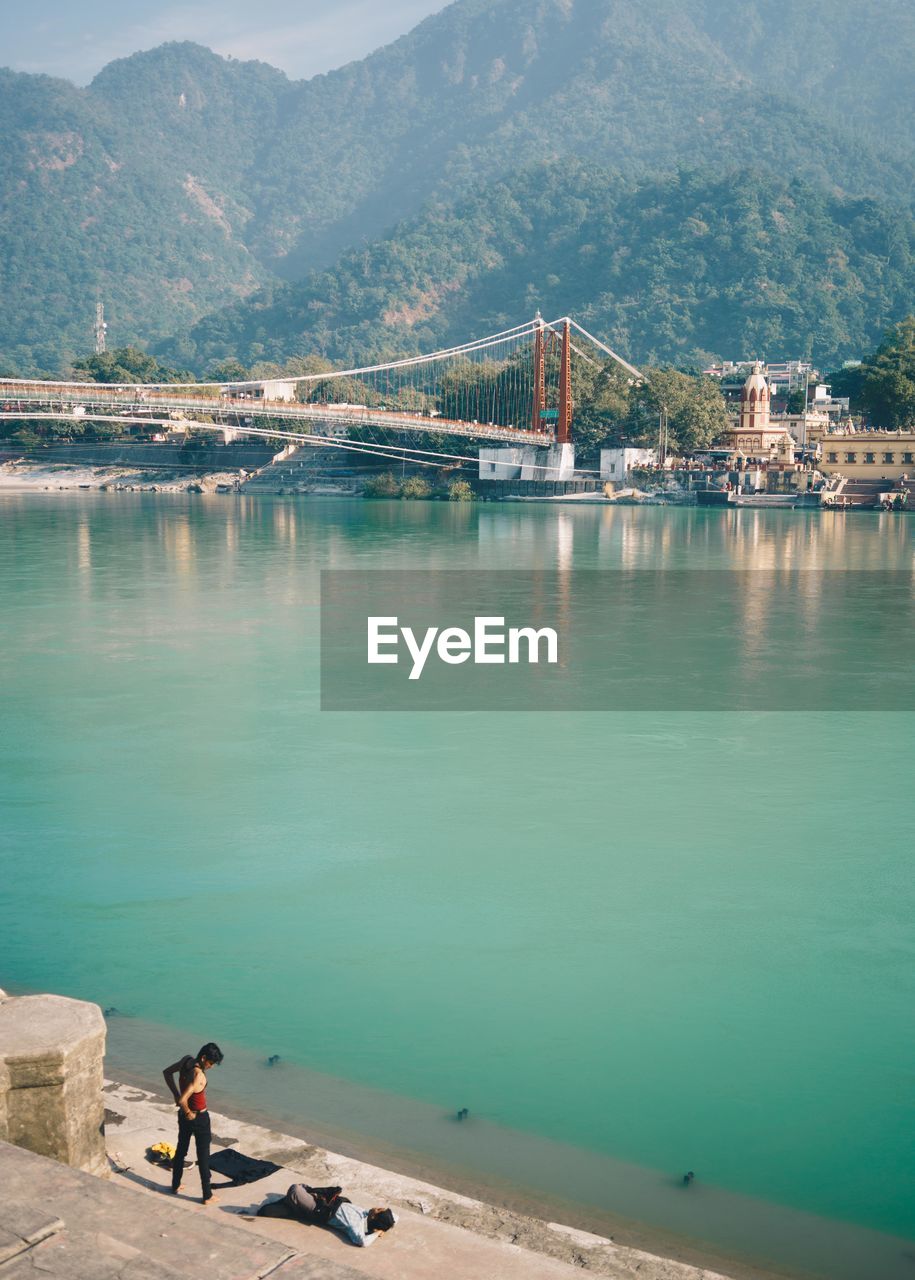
[0,384,553,447]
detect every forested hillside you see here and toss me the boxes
[2,0,914,373]
[0,49,282,372]
[163,165,915,372]
[243,0,915,279]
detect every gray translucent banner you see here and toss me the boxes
[320,570,915,711]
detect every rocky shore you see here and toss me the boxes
[0,458,247,494]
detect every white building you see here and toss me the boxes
[221,379,297,403]
[599,447,657,483]
[704,359,816,394]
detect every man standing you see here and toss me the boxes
[162,1043,223,1204]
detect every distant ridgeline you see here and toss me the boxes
[160,165,915,374]
[2,0,915,374]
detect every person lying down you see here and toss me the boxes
[257,1182,397,1247]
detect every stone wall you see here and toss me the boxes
[0,993,107,1175]
[8,441,277,470]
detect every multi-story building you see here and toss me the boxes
[704,359,816,396]
[813,426,915,480]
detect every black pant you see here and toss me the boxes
[172,1110,211,1198]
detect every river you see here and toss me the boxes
[1,492,912,1279]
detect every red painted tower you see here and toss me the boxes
[557,318,573,444]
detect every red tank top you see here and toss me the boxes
[180,1058,207,1111]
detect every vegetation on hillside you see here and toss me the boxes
[71,347,192,384]
[3,0,915,373]
[166,165,915,373]
[829,317,915,428]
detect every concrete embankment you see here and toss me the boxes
[0,441,279,493]
[0,990,745,1280]
[2,442,277,472]
[100,1077,742,1280]
[0,1077,745,1280]
[0,441,382,495]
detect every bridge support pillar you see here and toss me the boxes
[479,443,575,482]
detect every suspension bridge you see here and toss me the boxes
[0,316,641,472]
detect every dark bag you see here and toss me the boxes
[258,1183,351,1226]
[288,1184,349,1225]
[308,1185,351,1224]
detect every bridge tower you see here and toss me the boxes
[531,312,546,433]
[530,314,573,441]
[557,318,573,444]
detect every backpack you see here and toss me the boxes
[290,1185,350,1224]
[258,1183,352,1225]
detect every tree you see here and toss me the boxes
[10,427,40,447]
[84,419,124,440]
[400,474,431,499]
[71,347,191,385]
[206,359,250,383]
[569,359,633,455]
[827,363,865,407]
[363,471,402,497]
[855,317,915,428]
[621,369,728,454]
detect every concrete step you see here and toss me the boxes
[0,1142,326,1280]
[0,1200,64,1265]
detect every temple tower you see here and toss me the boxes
[739,362,771,433]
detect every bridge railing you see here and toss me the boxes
[0,383,553,445]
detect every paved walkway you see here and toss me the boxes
[1,1139,363,1279]
[99,1080,738,1280]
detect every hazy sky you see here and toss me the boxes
[1,0,447,84]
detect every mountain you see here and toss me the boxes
[243,0,915,280]
[0,47,284,373]
[163,164,915,371]
[1,0,914,372]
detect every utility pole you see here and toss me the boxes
[94,301,107,355]
[657,406,669,467]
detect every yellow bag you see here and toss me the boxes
[146,1141,176,1167]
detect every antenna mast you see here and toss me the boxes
[95,301,107,355]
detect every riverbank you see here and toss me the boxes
[0,981,788,1280]
[0,444,846,507]
[0,455,632,502]
[100,1075,753,1280]
[0,457,247,494]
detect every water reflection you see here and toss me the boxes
[77,520,91,573]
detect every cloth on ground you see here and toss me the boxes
[207,1148,282,1186]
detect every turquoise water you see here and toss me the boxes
[1,493,913,1278]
